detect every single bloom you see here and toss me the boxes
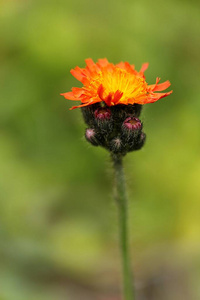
[61,58,172,110]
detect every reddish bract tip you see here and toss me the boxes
[123,117,142,130]
[94,107,111,120]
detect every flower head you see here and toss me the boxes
[61,58,172,110]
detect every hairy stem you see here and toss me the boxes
[112,154,134,300]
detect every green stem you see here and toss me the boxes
[112,154,134,300]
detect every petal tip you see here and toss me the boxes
[140,62,149,73]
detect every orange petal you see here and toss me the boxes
[116,62,136,74]
[147,90,173,103]
[72,87,84,97]
[140,63,149,73]
[70,99,101,110]
[97,58,109,67]
[124,62,136,74]
[97,84,105,100]
[153,80,171,92]
[104,93,113,106]
[116,62,125,69]
[114,90,123,104]
[131,95,149,105]
[148,77,160,91]
[60,92,77,100]
[85,58,100,73]
[70,68,85,82]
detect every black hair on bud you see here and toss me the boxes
[81,103,101,127]
[123,104,142,118]
[85,128,105,146]
[110,104,142,125]
[128,132,146,152]
[109,137,124,154]
[110,105,128,124]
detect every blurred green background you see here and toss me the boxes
[1,0,200,299]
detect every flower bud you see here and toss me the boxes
[85,128,99,146]
[128,132,146,152]
[120,117,143,151]
[109,137,124,154]
[85,128,105,146]
[94,107,113,133]
[123,117,142,131]
[94,107,111,120]
[134,132,146,150]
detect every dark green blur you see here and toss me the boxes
[1,0,200,299]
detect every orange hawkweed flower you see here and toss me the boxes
[61,58,172,110]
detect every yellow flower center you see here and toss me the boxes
[88,68,148,103]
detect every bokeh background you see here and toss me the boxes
[1,0,200,299]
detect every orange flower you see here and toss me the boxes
[61,58,172,110]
